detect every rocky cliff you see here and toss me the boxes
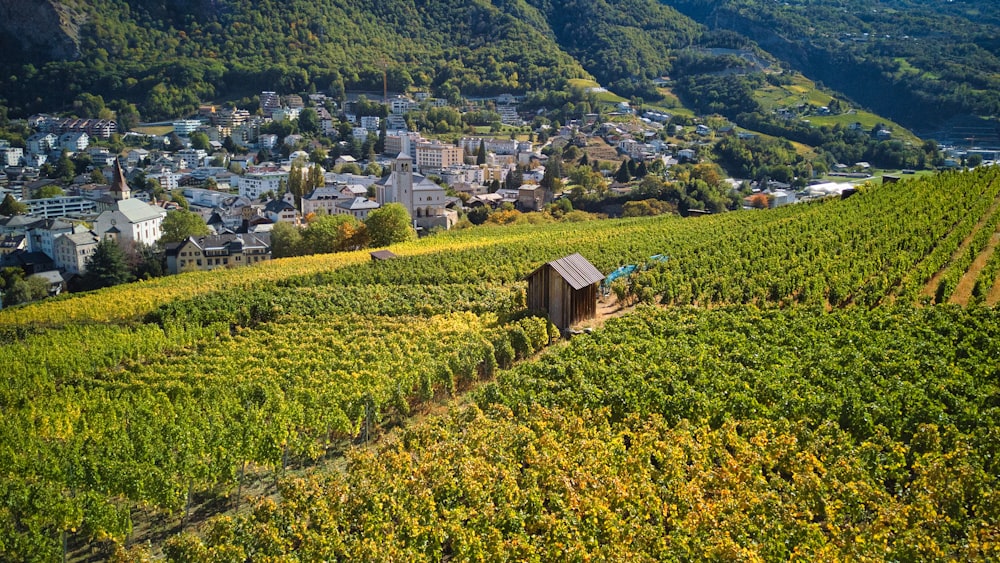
[0,0,84,62]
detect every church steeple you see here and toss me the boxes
[110,158,131,201]
[393,153,413,213]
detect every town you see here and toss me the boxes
[0,86,992,307]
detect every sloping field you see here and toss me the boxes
[3,168,1000,560]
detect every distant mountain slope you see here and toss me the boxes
[525,0,700,92]
[0,0,592,119]
[0,0,996,136]
[669,0,1000,134]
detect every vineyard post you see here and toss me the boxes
[235,460,246,513]
[183,479,193,528]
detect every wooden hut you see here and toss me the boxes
[525,253,604,330]
[369,249,398,261]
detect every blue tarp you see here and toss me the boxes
[601,255,670,294]
[604,264,638,286]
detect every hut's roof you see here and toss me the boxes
[529,253,603,290]
[370,249,398,261]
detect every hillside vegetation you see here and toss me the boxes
[671,0,1000,134]
[0,0,591,119]
[3,169,1000,559]
[1,0,998,136]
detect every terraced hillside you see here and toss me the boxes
[3,169,1000,560]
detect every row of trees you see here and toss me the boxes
[272,203,415,258]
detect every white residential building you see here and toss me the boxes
[0,145,23,166]
[58,132,89,153]
[390,96,414,115]
[173,120,203,136]
[25,218,79,258]
[360,115,381,131]
[176,149,208,168]
[126,149,150,167]
[301,187,348,216]
[53,230,100,275]
[334,197,380,220]
[384,131,426,159]
[146,170,182,191]
[259,134,278,150]
[415,141,464,171]
[238,168,288,199]
[272,107,301,122]
[24,196,96,218]
[27,133,58,155]
[459,137,519,156]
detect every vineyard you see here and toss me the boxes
[2,168,1000,560]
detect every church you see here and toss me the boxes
[376,154,458,231]
[93,159,167,247]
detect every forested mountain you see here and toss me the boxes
[523,0,699,93]
[0,0,593,119]
[670,0,1000,136]
[0,0,997,137]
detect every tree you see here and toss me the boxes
[300,214,361,254]
[113,101,141,132]
[467,206,490,225]
[310,148,328,165]
[74,93,106,118]
[90,169,107,184]
[541,155,564,191]
[128,243,165,280]
[0,267,48,307]
[160,209,210,244]
[476,139,487,165]
[54,150,75,183]
[365,203,415,247]
[72,153,93,176]
[83,239,134,289]
[746,193,772,209]
[171,190,190,210]
[36,185,65,199]
[298,108,320,134]
[189,132,211,151]
[270,221,303,258]
[615,160,632,183]
[0,194,28,216]
[622,199,676,217]
[505,167,523,190]
[337,162,363,175]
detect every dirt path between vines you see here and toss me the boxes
[920,192,1000,298]
[987,270,1000,306]
[950,232,1000,305]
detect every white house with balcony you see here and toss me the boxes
[173,120,203,136]
[27,133,57,155]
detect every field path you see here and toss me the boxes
[950,232,1000,305]
[920,191,1000,298]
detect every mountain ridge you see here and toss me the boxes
[0,0,996,138]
